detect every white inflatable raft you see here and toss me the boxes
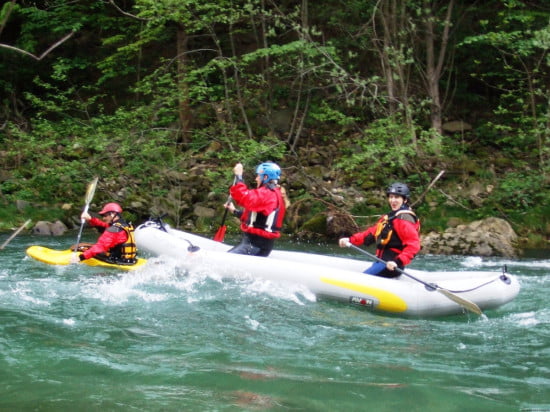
[134,219,520,317]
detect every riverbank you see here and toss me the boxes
[1,205,548,256]
[1,156,548,252]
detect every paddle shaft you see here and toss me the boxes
[74,178,98,253]
[222,175,238,224]
[214,176,237,241]
[346,243,482,315]
[74,208,88,251]
[219,202,231,228]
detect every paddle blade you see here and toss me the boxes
[437,288,483,315]
[85,177,99,205]
[75,177,99,251]
[213,225,227,242]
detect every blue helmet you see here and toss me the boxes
[256,162,281,183]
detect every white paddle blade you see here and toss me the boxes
[438,288,482,315]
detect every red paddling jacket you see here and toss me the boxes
[81,217,137,263]
[349,207,420,267]
[230,181,286,240]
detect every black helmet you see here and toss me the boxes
[387,182,410,200]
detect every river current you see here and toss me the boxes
[0,233,548,411]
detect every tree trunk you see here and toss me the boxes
[176,24,191,144]
[373,0,417,149]
[422,0,454,136]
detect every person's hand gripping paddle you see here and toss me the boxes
[214,175,237,242]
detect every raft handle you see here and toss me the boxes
[500,265,511,284]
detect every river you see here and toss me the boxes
[0,233,548,411]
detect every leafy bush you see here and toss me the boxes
[335,116,416,183]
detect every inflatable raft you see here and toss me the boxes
[26,245,147,271]
[134,219,520,317]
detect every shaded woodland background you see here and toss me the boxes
[0,0,548,247]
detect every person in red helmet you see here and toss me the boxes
[339,182,420,278]
[71,202,137,265]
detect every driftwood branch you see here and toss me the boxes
[108,0,147,20]
[410,170,445,207]
[0,30,75,60]
[0,219,31,250]
[437,189,473,211]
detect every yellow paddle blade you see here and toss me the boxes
[85,177,99,205]
[438,288,483,315]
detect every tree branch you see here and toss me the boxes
[0,0,17,38]
[0,30,75,60]
[108,0,147,21]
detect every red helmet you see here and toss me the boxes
[99,202,122,215]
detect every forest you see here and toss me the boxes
[0,0,549,248]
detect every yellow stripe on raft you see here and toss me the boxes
[321,277,408,313]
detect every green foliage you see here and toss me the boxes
[309,102,359,140]
[492,171,547,210]
[0,203,64,232]
[2,100,180,205]
[459,0,549,169]
[0,0,549,245]
[335,116,416,183]
[201,129,288,189]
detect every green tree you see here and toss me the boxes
[461,0,550,175]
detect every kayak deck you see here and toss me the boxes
[26,245,147,271]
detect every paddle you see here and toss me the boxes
[73,177,99,259]
[213,176,237,242]
[0,219,31,250]
[344,241,483,315]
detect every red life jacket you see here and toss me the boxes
[244,187,285,239]
[231,182,286,240]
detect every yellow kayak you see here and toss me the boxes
[26,245,147,271]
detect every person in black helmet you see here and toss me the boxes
[338,182,420,278]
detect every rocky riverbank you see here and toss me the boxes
[2,153,547,255]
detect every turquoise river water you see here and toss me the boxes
[0,233,548,411]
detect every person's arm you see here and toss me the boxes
[88,217,108,228]
[392,219,421,266]
[224,201,243,218]
[81,211,108,229]
[339,226,376,248]
[349,228,376,247]
[81,229,126,260]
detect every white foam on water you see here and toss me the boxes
[245,315,262,331]
[461,256,484,268]
[9,284,51,306]
[509,311,541,327]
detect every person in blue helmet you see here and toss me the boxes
[224,162,286,257]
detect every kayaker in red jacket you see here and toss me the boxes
[339,182,420,278]
[71,202,137,265]
[224,162,286,257]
